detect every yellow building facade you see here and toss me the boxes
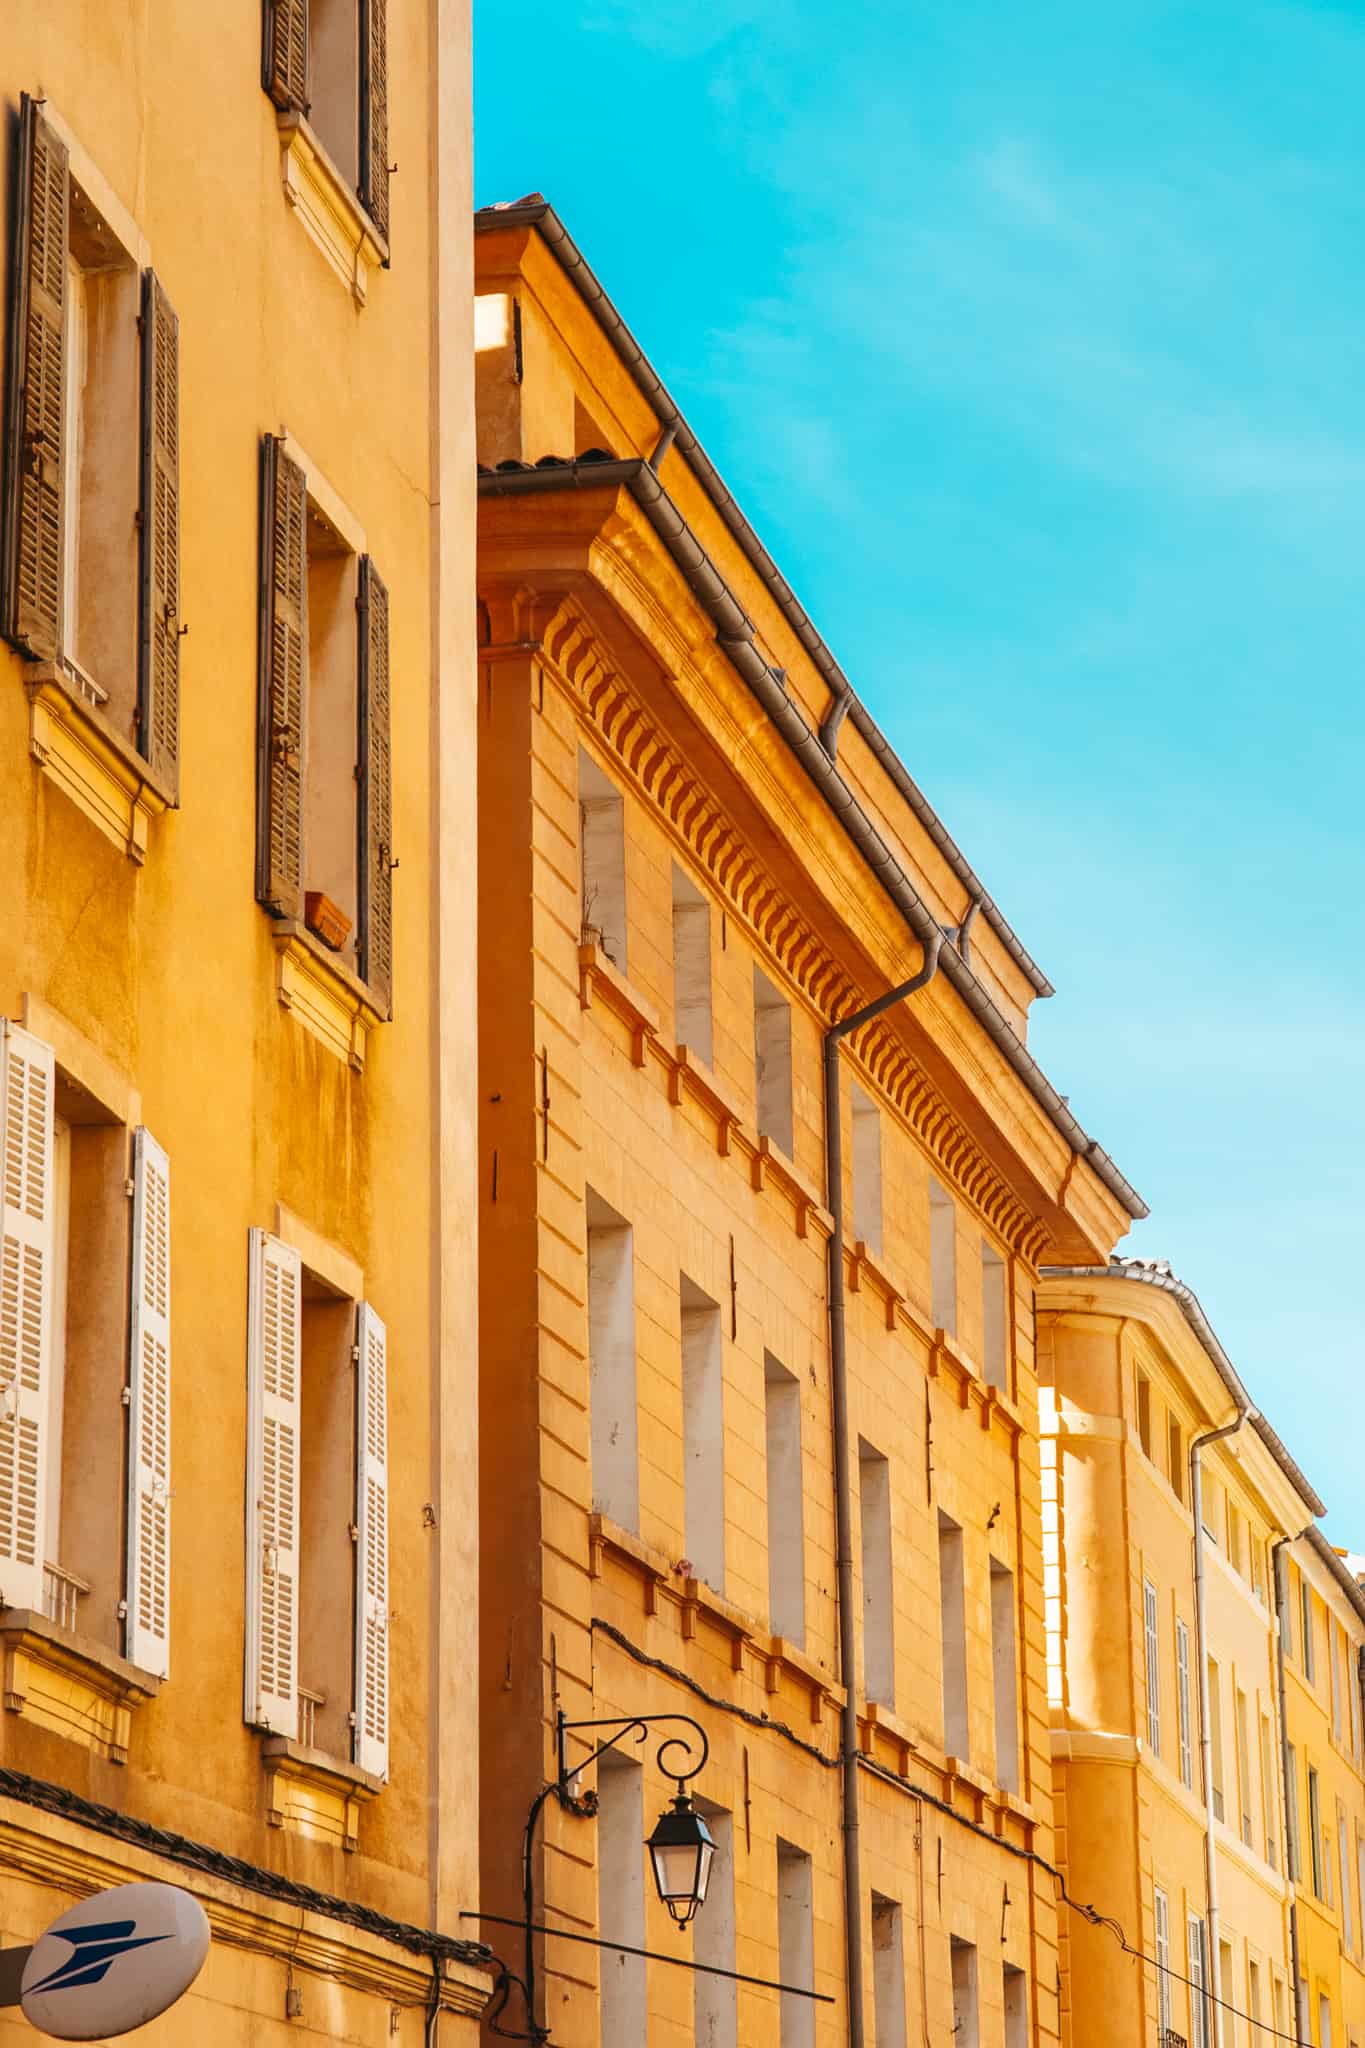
[1038,1257,1365,2048]
[1280,1527,1365,2048]
[474,199,1146,2047]
[0,6,488,2045]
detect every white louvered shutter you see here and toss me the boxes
[353,1301,389,1780]
[245,1230,301,1737]
[0,1023,55,1611]
[126,1129,171,1676]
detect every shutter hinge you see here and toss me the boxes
[117,1600,128,1620]
[349,1523,359,1543]
[125,1177,136,1198]
[351,1344,361,1365]
[121,1387,132,1407]
[348,1710,357,1730]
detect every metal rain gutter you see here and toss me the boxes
[473,197,1056,1003]
[479,454,1148,1222]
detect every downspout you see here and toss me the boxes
[824,928,946,2048]
[1191,1403,1256,2048]
[1273,1538,1308,2046]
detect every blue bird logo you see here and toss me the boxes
[26,1920,171,1997]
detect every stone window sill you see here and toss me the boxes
[271,917,387,1069]
[277,113,389,304]
[577,942,660,1064]
[0,1607,160,1764]
[261,1733,383,1853]
[24,664,174,862]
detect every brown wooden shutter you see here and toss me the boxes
[2,96,67,660]
[256,438,306,919]
[262,0,309,113]
[357,556,392,1009]
[360,0,390,241]
[138,272,180,794]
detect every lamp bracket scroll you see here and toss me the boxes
[553,1709,708,1815]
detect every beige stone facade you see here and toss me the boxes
[0,5,486,2044]
[474,201,1142,2047]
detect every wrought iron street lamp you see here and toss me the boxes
[555,1708,713,1923]
[646,1793,715,1926]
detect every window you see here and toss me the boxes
[1286,1742,1301,1881]
[586,1191,638,1533]
[0,1022,172,1675]
[578,752,628,973]
[1136,1372,1152,1458]
[1176,1620,1194,1788]
[777,1840,815,2048]
[244,1231,389,1774]
[1154,1888,1172,2034]
[1228,1505,1244,1576]
[929,1177,957,1335]
[1188,1914,1210,2048]
[693,1805,736,2048]
[1,97,181,789]
[1143,1580,1162,1756]
[1248,1958,1262,2040]
[1321,1994,1334,2048]
[256,440,393,1003]
[871,1894,906,2048]
[1207,1657,1224,1822]
[1236,1687,1253,1847]
[1302,1581,1317,1683]
[1251,1537,1265,1602]
[1309,1765,1324,1899]
[1280,1560,1296,1662]
[1261,1712,1278,1869]
[1003,1963,1028,2048]
[1168,1415,1184,1502]
[1341,1807,1354,1953]
[938,1511,969,1758]
[859,1439,895,1707]
[680,1275,724,1591]
[1332,1620,1345,1742]
[991,1558,1019,1793]
[981,1243,1008,1391]
[1357,1835,1365,1960]
[1219,1942,1234,2048]
[262,0,391,240]
[597,1754,646,2048]
[753,968,794,1157]
[950,1938,979,2048]
[671,865,713,1065]
[763,1353,805,1645]
[849,1085,883,1255]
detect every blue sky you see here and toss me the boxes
[476,2,1365,1532]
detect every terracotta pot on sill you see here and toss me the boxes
[304,891,353,954]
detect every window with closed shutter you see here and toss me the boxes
[357,556,392,1009]
[353,1301,389,1779]
[126,1129,171,1678]
[245,1230,302,1738]
[257,438,394,1007]
[2,97,181,788]
[0,1023,55,1613]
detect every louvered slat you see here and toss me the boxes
[0,1023,54,1613]
[357,556,392,1008]
[245,1230,300,1737]
[126,1129,171,1677]
[2,97,67,659]
[138,274,181,793]
[353,1301,389,1779]
[262,0,309,112]
[256,438,307,919]
[360,0,390,240]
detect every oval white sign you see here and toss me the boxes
[20,1882,209,2041]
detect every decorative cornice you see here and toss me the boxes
[534,598,1051,1265]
